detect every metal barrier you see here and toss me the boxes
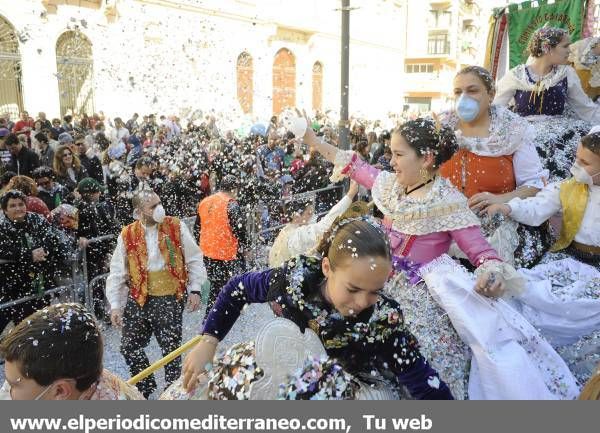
[79,234,116,315]
[1,184,341,322]
[245,183,343,268]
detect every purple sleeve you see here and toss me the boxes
[345,154,381,189]
[396,359,454,400]
[450,226,502,267]
[201,269,273,340]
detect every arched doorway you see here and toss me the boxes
[236,52,253,114]
[312,61,323,112]
[56,31,95,117]
[272,48,296,115]
[0,15,24,120]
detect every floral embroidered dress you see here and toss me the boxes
[495,64,598,180]
[201,255,455,400]
[330,152,579,399]
[440,105,551,268]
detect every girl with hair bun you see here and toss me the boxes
[291,117,579,400]
[495,26,600,180]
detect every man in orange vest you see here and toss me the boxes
[194,175,248,314]
[106,188,208,398]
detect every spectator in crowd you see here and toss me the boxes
[257,129,286,175]
[354,140,370,161]
[0,303,144,400]
[110,117,130,146]
[0,190,67,334]
[368,131,384,164]
[375,146,392,172]
[7,133,40,177]
[53,145,88,194]
[34,131,54,168]
[76,177,118,320]
[32,119,43,137]
[0,128,12,171]
[58,132,74,148]
[37,112,52,131]
[32,166,68,211]
[0,171,16,192]
[74,133,103,184]
[6,175,51,219]
[50,118,64,140]
[126,113,139,134]
[194,175,248,314]
[12,111,34,138]
[62,115,74,132]
[48,204,80,279]
[3,112,15,132]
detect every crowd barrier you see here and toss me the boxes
[0,184,342,323]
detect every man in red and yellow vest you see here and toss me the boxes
[194,175,247,314]
[106,189,208,398]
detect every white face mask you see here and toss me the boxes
[152,204,166,223]
[570,162,600,186]
[1,380,52,400]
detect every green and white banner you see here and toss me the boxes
[508,0,584,68]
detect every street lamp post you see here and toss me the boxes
[339,0,350,151]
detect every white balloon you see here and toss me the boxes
[281,109,307,138]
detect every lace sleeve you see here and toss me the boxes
[329,150,356,183]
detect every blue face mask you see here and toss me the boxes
[455,94,480,122]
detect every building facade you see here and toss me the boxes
[0,0,406,124]
[401,0,487,113]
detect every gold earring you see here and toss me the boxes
[419,167,431,182]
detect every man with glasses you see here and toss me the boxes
[74,133,103,183]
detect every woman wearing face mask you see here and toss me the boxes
[287,116,579,400]
[495,26,600,181]
[487,130,600,384]
[182,215,455,400]
[440,66,550,268]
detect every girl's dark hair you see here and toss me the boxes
[393,118,458,168]
[0,303,103,392]
[315,202,390,269]
[527,27,568,58]
[456,65,494,92]
[581,132,600,156]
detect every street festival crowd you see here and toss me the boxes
[0,27,599,401]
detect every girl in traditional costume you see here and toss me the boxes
[488,131,600,383]
[290,117,579,399]
[268,180,358,268]
[440,65,550,268]
[495,27,600,181]
[181,216,455,400]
